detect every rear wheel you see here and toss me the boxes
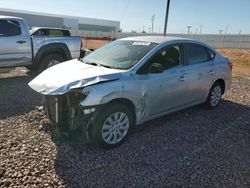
[92,103,134,148]
[39,54,64,72]
[204,82,223,109]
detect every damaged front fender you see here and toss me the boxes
[28,59,124,95]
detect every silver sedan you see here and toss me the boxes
[29,36,232,148]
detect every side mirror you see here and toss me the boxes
[149,63,163,74]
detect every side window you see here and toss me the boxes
[0,20,21,36]
[150,45,181,70]
[33,30,46,36]
[49,29,64,36]
[184,44,209,65]
[63,30,71,36]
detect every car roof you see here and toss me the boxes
[121,35,195,44]
[0,15,24,20]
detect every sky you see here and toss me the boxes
[0,0,249,34]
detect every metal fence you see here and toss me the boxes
[70,30,250,49]
[117,33,250,49]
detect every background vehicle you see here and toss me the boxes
[0,15,82,71]
[29,36,232,148]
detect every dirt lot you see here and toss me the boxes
[218,48,250,77]
[0,64,250,187]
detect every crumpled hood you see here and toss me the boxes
[28,59,123,95]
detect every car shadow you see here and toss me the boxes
[41,99,250,187]
[0,74,42,119]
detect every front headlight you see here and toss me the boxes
[68,89,89,105]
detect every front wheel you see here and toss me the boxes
[92,103,134,148]
[204,82,223,109]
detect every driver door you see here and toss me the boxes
[138,44,190,120]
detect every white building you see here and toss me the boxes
[0,8,120,37]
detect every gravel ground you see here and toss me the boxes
[0,68,250,188]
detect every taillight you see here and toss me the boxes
[228,60,233,70]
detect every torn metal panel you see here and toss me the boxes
[28,59,124,95]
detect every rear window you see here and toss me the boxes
[0,20,21,36]
[32,29,70,36]
[184,44,209,65]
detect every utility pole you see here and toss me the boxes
[199,25,203,34]
[163,0,171,36]
[151,14,155,33]
[219,30,223,35]
[225,25,228,35]
[187,26,192,34]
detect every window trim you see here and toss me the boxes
[207,48,216,61]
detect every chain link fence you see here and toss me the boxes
[117,33,250,49]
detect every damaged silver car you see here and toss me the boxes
[29,36,232,148]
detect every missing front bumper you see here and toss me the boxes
[43,95,99,140]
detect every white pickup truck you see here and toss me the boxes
[0,15,83,71]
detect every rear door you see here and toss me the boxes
[181,43,215,102]
[0,19,32,67]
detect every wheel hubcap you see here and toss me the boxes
[102,112,129,145]
[210,86,222,107]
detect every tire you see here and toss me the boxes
[204,82,223,109]
[39,54,64,72]
[92,103,134,148]
[25,65,38,72]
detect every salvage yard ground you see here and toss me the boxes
[218,48,250,77]
[0,48,250,187]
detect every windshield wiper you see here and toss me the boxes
[82,60,111,68]
[99,64,112,68]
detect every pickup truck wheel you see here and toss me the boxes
[40,54,64,71]
[92,103,134,148]
[25,65,38,72]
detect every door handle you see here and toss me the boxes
[209,70,215,75]
[180,75,186,81]
[180,73,188,81]
[16,40,26,44]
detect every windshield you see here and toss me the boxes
[83,40,158,69]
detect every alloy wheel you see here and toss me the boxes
[210,85,222,107]
[101,112,129,145]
